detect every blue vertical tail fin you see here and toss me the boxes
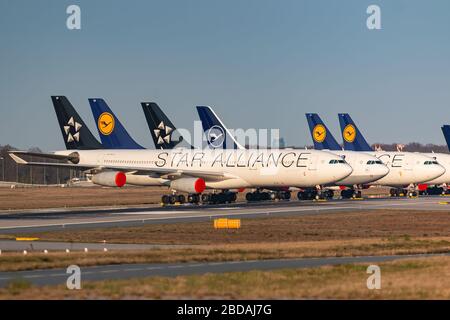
[441,125,450,152]
[338,113,372,151]
[196,106,244,149]
[88,98,144,149]
[305,113,341,150]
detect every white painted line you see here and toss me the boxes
[124,268,143,272]
[99,270,119,274]
[111,211,189,216]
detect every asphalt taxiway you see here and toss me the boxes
[0,253,447,287]
[0,240,188,252]
[0,196,448,234]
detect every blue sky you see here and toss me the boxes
[1,0,450,150]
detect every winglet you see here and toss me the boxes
[8,152,28,165]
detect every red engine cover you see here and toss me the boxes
[194,178,206,193]
[417,184,428,191]
[115,172,127,187]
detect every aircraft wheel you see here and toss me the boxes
[201,193,210,203]
[325,190,334,199]
[162,195,170,205]
[188,194,199,204]
[228,192,237,203]
[177,194,186,204]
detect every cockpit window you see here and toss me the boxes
[367,160,384,165]
[329,159,346,164]
[424,161,438,165]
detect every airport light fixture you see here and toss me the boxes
[0,157,4,181]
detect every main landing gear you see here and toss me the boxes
[419,186,444,196]
[246,190,291,202]
[389,188,417,198]
[161,193,200,205]
[161,191,238,205]
[202,191,237,204]
[340,189,362,199]
[297,188,334,200]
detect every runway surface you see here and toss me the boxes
[0,253,447,287]
[0,196,449,234]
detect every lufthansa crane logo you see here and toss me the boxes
[98,112,115,136]
[343,124,356,143]
[313,124,326,143]
[207,125,225,148]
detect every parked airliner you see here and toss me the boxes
[8,96,353,205]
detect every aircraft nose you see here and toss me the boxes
[374,164,390,179]
[430,164,446,180]
[337,163,353,181]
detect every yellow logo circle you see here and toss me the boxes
[343,124,356,143]
[98,112,115,136]
[313,124,326,143]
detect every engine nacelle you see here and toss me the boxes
[170,177,206,193]
[91,171,126,187]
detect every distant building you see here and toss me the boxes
[272,137,286,149]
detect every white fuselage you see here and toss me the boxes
[367,151,445,187]
[322,150,389,186]
[56,148,353,190]
[422,153,450,185]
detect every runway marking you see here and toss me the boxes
[187,264,203,267]
[49,273,65,277]
[124,268,143,272]
[100,270,119,274]
[111,211,189,216]
[146,267,162,270]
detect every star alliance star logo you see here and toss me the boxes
[64,117,82,143]
[153,121,172,145]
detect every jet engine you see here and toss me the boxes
[91,171,126,187]
[170,177,206,193]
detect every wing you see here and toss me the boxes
[8,151,233,182]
